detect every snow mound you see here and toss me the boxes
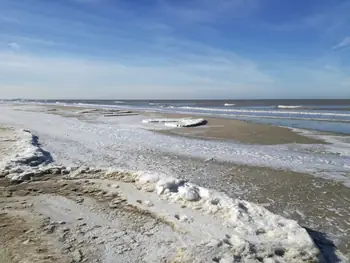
[0,129,52,181]
[142,118,207,128]
[134,171,323,262]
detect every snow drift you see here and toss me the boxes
[132,171,325,262]
[0,129,52,180]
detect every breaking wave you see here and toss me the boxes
[175,106,350,117]
[277,105,302,109]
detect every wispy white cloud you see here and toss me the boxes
[0,34,56,46]
[271,61,350,98]
[341,79,350,87]
[332,37,350,50]
[8,42,20,50]
[157,0,258,24]
[0,15,20,23]
[0,50,277,99]
[2,47,348,100]
[262,1,350,35]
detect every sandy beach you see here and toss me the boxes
[146,113,326,145]
[1,104,349,262]
[20,104,327,144]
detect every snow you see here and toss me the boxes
[132,171,321,261]
[291,128,350,157]
[63,167,341,261]
[142,118,207,127]
[0,129,51,177]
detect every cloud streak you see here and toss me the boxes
[157,0,258,24]
[8,42,20,50]
[0,49,278,99]
[332,37,350,50]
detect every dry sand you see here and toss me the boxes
[0,176,181,263]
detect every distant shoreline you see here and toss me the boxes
[3,99,350,134]
[20,103,328,145]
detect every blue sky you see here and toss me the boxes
[0,0,349,99]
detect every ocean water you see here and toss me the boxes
[6,99,350,134]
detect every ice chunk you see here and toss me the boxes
[142,118,207,128]
[178,185,201,201]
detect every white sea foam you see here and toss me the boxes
[177,106,350,117]
[142,118,207,127]
[277,105,302,109]
[224,103,235,106]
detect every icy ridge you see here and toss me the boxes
[0,129,52,180]
[134,171,321,261]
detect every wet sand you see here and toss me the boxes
[212,163,350,254]
[145,112,326,145]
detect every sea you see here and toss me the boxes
[5,99,350,134]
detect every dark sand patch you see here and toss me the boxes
[146,112,326,145]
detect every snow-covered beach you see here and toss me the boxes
[1,103,349,262]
